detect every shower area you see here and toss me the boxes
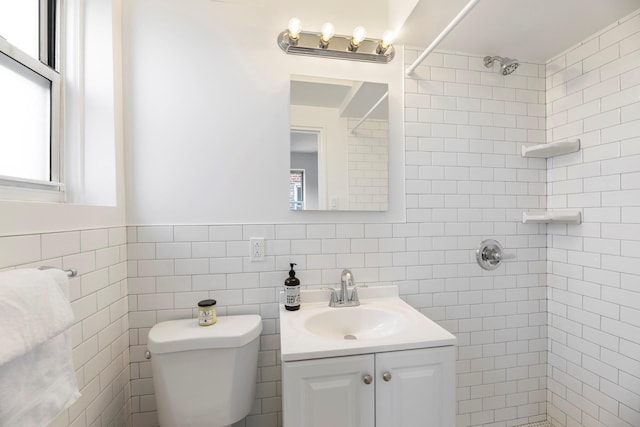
[400,1,640,426]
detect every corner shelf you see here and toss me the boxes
[522,211,582,224]
[521,139,580,158]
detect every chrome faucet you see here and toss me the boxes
[326,269,361,307]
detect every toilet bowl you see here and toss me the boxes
[147,315,262,427]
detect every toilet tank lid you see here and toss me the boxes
[147,315,262,354]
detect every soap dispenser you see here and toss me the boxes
[284,263,300,311]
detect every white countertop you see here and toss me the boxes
[279,286,457,362]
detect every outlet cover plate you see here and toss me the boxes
[250,237,264,261]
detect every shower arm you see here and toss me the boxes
[484,56,503,65]
[405,0,482,77]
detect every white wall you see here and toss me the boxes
[545,9,640,427]
[122,0,404,225]
[387,0,420,37]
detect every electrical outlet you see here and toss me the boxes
[250,237,264,261]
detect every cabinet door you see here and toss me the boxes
[282,354,375,427]
[375,346,455,427]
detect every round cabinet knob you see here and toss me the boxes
[363,374,373,385]
[383,372,392,382]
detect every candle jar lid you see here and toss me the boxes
[197,299,217,307]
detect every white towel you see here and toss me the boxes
[0,268,80,427]
[0,268,75,365]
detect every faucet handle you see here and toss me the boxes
[348,285,367,304]
[322,287,338,306]
[349,287,359,303]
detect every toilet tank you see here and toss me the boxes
[147,315,262,427]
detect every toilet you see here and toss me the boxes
[147,315,262,427]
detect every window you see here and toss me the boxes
[0,0,63,200]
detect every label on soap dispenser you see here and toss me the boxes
[285,286,300,307]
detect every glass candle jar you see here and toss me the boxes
[197,299,217,326]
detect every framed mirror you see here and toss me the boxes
[289,75,389,211]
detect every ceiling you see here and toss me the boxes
[290,76,389,119]
[400,0,640,63]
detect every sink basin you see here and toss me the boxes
[279,285,457,362]
[304,307,407,340]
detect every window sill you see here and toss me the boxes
[0,176,65,203]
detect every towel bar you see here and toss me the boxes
[37,266,78,278]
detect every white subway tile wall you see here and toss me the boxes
[545,9,640,427]
[404,49,549,427]
[0,227,130,427]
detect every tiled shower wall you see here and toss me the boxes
[127,50,549,427]
[545,10,640,427]
[0,227,130,427]
[404,49,548,427]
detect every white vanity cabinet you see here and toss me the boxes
[282,346,455,427]
[282,354,375,427]
[375,346,455,427]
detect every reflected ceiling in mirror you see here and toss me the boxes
[289,75,389,211]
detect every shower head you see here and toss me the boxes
[484,55,519,75]
[500,57,519,75]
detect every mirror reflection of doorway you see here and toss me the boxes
[290,129,322,210]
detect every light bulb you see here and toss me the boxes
[348,26,366,52]
[377,30,395,54]
[381,30,395,48]
[352,26,366,45]
[320,22,335,43]
[287,17,302,40]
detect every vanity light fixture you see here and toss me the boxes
[278,18,395,63]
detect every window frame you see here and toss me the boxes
[0,0,63,202]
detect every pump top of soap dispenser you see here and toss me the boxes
[285,263,299,285]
